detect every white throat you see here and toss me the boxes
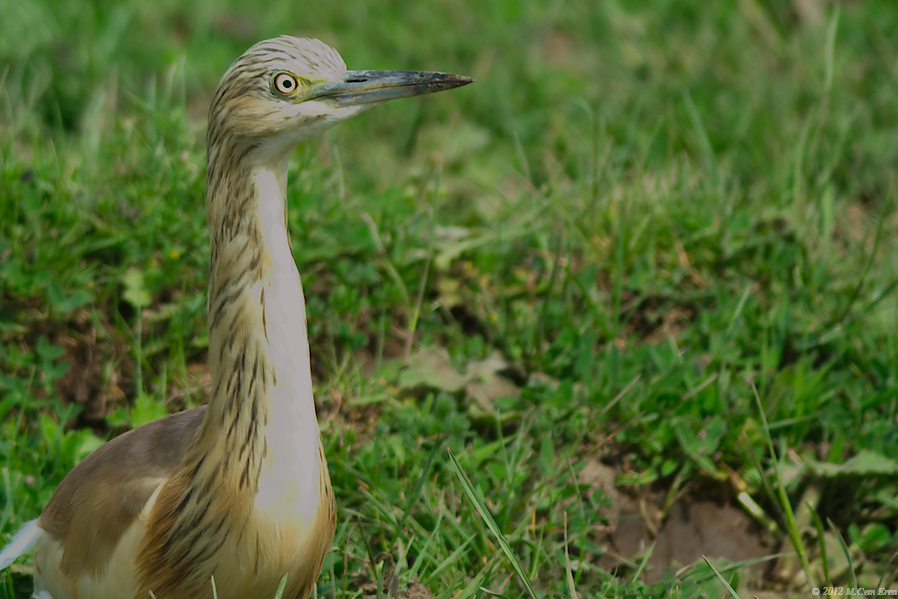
[249,158,323,522]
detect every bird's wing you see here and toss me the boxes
[37,406,206,578]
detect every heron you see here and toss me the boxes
[0,35,472,599]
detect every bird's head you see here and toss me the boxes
[208,36,473,162]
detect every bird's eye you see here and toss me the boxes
[273,73,298,95]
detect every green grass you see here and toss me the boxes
[2,0,898,597]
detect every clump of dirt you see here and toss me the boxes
[53,310,129,429]
[580,457,770,585]
[395,580,436,599]
[355,571,436,599]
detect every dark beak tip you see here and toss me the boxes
[443,74,474,90]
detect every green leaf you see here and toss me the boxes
[674,416,727,476]
[808,451,898,478]
[131,394,168,428]
[855,522,891,553]
[122,267,151,309]
[398,347,467,392]
[47,283,93,314]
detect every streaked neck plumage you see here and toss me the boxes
[136,112,334,599]
[202,141,322,500]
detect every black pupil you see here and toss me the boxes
[280,76,293,90]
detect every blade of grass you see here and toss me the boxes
[450,559,494,599]
[447,448,537,599]
[629,541,654,584]
[827,518,857,588]
[274,574,288,599]
[809,501,831,588]
[875,552,897,590]
[356,513,385,599]
[751,383,816,589]
[563,512,579,599]
[702,556,741,599]
[394,435,444,536]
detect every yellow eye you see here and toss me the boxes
[273,73,298,95]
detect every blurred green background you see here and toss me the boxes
[2,0,898,597]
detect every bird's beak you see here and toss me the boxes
[309,70,474,107]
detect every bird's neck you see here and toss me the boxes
[198,149,324,507]
[135,148,333,592]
